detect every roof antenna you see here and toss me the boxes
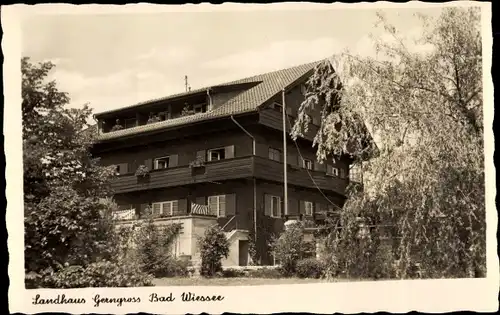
[185,75,192,92]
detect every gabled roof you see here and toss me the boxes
[96,60,323,141]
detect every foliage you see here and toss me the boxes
[270,223,315,276]
[134,164,150,177]
[247,232,258,266]
[132,217,183,277]
[180,105,195,117]
[295,258,326,279]
[147,115,161,124]
[22,57,118,274]
[292,8,485,279]
[198,225,230,277]
[246,267,283,279]
[189,156,205,168]
[26,260,154,289]
[110,124,124,132]
[221,268,246,278]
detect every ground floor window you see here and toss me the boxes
[208,195,226,217]
[271,195,281,218]
[304,201,314,216]
[152,200,178,216]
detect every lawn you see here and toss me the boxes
[153,277,352,286]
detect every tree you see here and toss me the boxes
[292,8,485,278]
[270,222,315,276]
[22,57,118,273]
[198,225,230,277]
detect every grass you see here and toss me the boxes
[153,276,354,286]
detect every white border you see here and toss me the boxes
[3,2,497,314]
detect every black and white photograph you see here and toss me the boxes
[3,1,497,314]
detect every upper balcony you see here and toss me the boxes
[111,155,348,196]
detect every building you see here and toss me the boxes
[91,60,356,266]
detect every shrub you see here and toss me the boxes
[165,259,190,277]
[246,267,282,279]
[27,260,154,289]
[198,225,230,277]
[295,258,325,279]
[133,218,183,277]
[270,223,314,276]
[134,165,150,177]
[222,268,246,278]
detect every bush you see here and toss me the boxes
[222,268,246,278]
[247,267,283,279]
[271,223,314,276]
[164,259,190,277]
[295,258,325,279]
[133,218,183,277]
[198,225,230,277]
[27,260,154,289]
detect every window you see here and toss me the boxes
[271,102,283,113]
[300,84,307,96]
[271,196,281,218]
[268,147,281,162]
[154,156,170,169]
[208,148,225,161]
[304,201,314,216]
[193,103,207,114]
[340,168,346,179]
[208,195,226,217]
[158,111,170,121]
[116,163,128,175]
[152,200,178,216]
[124,118,137,128]
[302,158,313,170]
[326,165,339,177]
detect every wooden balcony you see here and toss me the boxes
[111,155,348,196]
[111,156,254,194]
[252,156,348,194]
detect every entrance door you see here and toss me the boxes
[238,240,249,266]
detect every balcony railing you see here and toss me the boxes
[111,155,348,195]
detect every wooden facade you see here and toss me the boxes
[92,69,353,265]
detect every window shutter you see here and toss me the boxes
[299,200,306,215]
[225,145,235,159]
[287,152,297,166]
[152,203,161,215]
[195,196,206,205]
[119,163,129,174]
[208,196,218,216]
[264,194,272,216]
[170,154,178,167]
[144,159,153,170]
[196,150,206,162]
[225,193,236,216]
[315,161,326,172]
[218,195,226,217]
[171,200,180,216]
[288,197,298,215]
[312,115,320,126]
[178,199,187,215]
[140,203,149,216]
[315,202,322,215]
[340,168,346,179]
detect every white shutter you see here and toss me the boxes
[208,196,218,216]
[152,203,161,215]
[218,195,226,217]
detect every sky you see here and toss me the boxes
[21,5,444,115]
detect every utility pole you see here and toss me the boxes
[282,89,288,217]
[184,75,189,92]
